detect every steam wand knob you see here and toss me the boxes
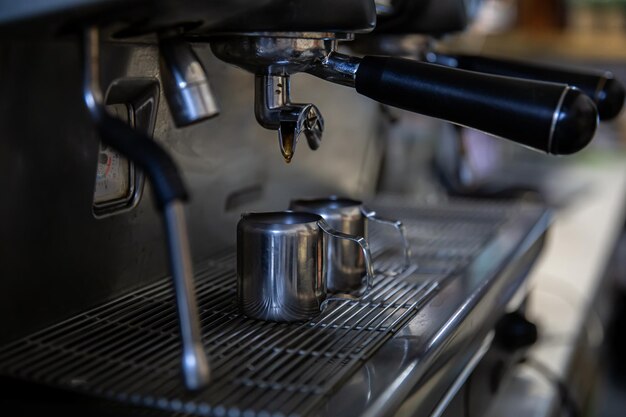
[159,35,220,127]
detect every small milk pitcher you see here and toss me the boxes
[289,196,411,292]
[237,211,374,322]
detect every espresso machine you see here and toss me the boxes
[0,1,613,416]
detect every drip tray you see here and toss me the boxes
[0,198,518,417]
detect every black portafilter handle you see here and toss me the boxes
[426,52,625,121]
[355,56,599,155]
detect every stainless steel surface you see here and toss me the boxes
[83,27,104,117]
[254,74,324,162]
[84,27,209,390]
[159,36,220,127]
[361,207,412,275]
[0,248,438,416]
[210,34,365,159]
[375,0,395,16]
[325,198,549,417]
[318,220,375,304]
[211,34,359,86]
[236,211,373,322]
[0,198,548,416]
[289,196,411,292]
[164,202,211,390]
[306,52,360,88]
[210,34,340,75]
[429,331,494,417]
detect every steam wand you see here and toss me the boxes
[83,27,210,391]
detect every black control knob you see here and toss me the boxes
[494,311,538,352]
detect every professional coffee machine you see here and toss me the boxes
[0,1,613,416]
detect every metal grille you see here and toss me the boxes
[0,199,512,417]
[370,198,512,276]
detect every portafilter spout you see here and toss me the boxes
[254,74,323,163]
[210,34,340,163]
[211,33,599,156]
[83,27,210,391]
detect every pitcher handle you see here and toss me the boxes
[318,220,374,308]
[361,207,412,276]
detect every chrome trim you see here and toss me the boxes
[210,31,354,40]
[593,73,609,104]
[159,36,220,127]
[83,27,104,117]
[164,202,211,390]
[429,331,494,417]
[307,51,360,88]
[548,87,570,155]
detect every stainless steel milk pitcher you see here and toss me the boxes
[237,211,374,322]
[289,196,412,292]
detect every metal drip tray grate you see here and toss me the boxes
[0,199,513,417]
[0,258,438,417]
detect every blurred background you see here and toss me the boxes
[431,1,626,416]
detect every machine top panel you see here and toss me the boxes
[0,0,376,37]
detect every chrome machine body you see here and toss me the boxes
[0,1,605,416]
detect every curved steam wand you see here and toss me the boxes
[83,27,210,390]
